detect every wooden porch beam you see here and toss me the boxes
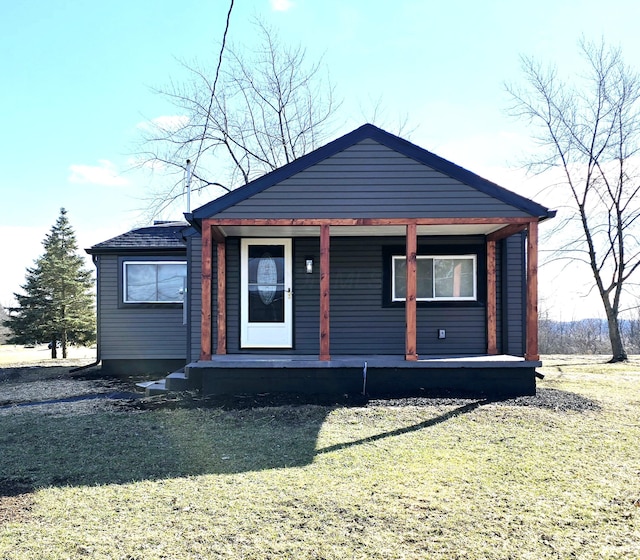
[319,224,331,361]
[216,240,227,355]
[525,220,539,360]
[210,225,226,243]
[405,223,418,361]
[200,221,213,361]
[486,239,498,354]
[209,217,533,227]
[486,223,528,242]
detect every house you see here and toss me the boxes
[88,124,554,396]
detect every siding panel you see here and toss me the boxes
[189,237,203,361]
[504,234,525,356]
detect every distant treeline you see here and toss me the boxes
[539,318,640,355]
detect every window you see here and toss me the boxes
[392,255,476,301]
[123,261,187,304]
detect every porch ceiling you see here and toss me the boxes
[216,223,506,238]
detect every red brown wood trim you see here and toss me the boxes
[216,241,227,355]
[319,224,331,361]
[211,225,226,243]
[486,223,528,242]
[210,217,533,227]
[200,222,213,361]
[486,239,498,354]
[525,220,540,360]
[405,223,418,361]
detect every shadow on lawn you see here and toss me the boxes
[0,400,483,496]
[316,400,483,455]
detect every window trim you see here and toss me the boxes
[122,260,187,304]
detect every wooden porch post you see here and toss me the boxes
[486,239,498,354]
[405,223,418,361]
[216,240,227,355]
[200,221,212,361]
[525,220,539,360]
[319,223,331,360]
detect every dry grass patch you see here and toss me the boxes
[0,356,638,558]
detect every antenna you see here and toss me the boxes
[185,159,192,213]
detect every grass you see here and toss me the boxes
[0,354,639,558]
[0,344,95,366]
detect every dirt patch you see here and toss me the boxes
[370,388,600,413]
[123,386,600,413]
[0,367,137,408]
[0,478,34,525]
[0,359,145,417]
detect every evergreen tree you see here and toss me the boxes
[4,208,95,358]
[0,304,9,344]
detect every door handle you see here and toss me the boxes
[287,287,293,299]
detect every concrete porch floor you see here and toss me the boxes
[189,354,541,368]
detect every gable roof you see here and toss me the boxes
[189,123,553,222]
[86,222,188,254]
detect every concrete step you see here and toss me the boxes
[143,379,170,396]
[135,380,157,390]
[164,371,190,391]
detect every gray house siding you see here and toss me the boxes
[503,233,525,356]
[214,140,532,219]
[189,236,203,361]
[97,254,187,374]
[217,235,489,356]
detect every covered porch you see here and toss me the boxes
[199,217,541,362]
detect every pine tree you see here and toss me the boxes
[4,208,95,358]
[0,304,10,344]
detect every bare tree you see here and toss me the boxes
[137,19,337,217]
[508,39,640,362]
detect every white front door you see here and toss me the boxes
[241,239,293,348]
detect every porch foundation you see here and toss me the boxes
[186,355,541,398]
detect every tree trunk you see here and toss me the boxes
[51,340,57,359]
[62,330,68,359]
[606,312,628,362]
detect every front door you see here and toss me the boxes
[241,239,293,348]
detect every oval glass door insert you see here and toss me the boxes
[257,253,277,305]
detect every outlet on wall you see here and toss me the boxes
[438,329,446,339]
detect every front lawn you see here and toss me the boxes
[0,357,638,559]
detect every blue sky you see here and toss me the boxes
[1,0,639,318]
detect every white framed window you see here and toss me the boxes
[123,261,187,304]
[392,255,477,302]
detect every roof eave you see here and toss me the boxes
[85,246,187,256]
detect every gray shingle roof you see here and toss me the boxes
[87,221,188,253]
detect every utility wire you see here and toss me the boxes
[191,0,234,177]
